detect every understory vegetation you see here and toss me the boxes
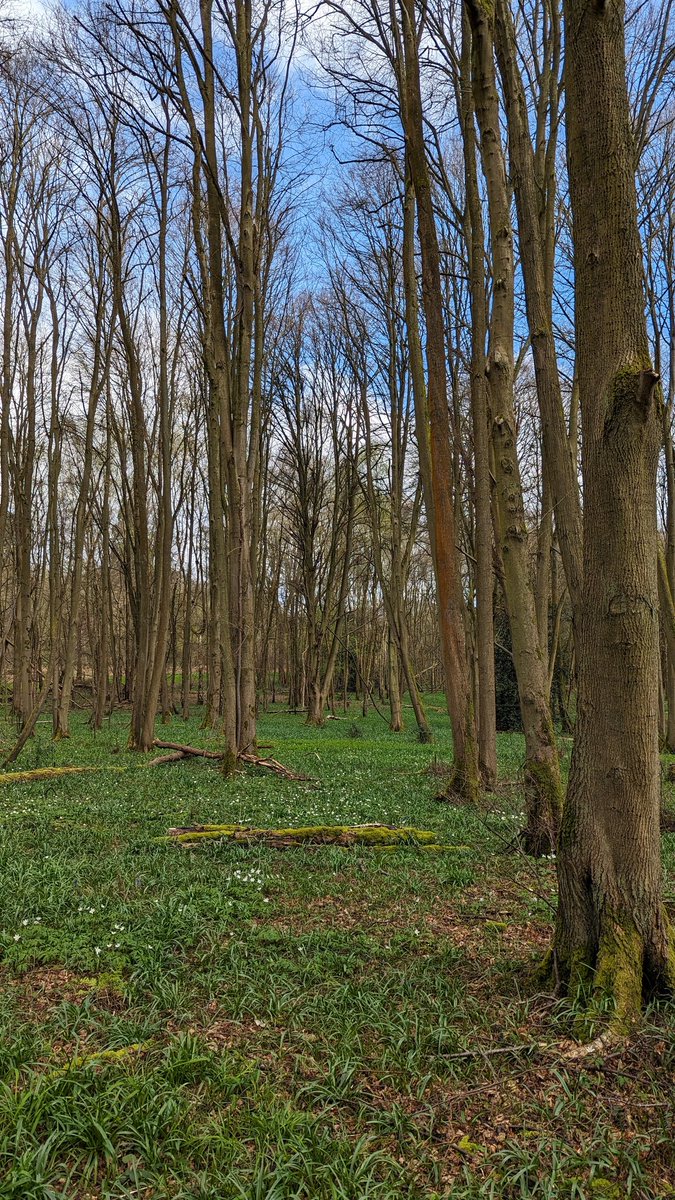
[0,702,674,1199]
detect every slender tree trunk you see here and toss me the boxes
[388,629,403,731]
[55,243,109,739]
[662,414,675,748]
[494,0,583,622]
[459,7,497,788]
[399,0,479,800]
[467,0,562,851]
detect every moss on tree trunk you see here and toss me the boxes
[552,0,675,1029]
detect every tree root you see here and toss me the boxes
[561,1030,625,1060]
[162,822,458,850]
[150,740,313,781]
[544,911,671,1050]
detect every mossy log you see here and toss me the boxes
[163,822,451,850]
[47,1040,155,1078]
[0,766,104,785]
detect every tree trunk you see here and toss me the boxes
[399,0,479,801]
[553,0,675,1026]
[467,0,562,852]
[494,0,583,624]
[388,630,403,732]
[459,6,497,789]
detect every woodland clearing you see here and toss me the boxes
[0,703,673,1199]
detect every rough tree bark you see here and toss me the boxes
[553,0,675,1027]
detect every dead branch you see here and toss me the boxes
[151,739,313,781]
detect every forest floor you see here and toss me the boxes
[0,701,674,1199]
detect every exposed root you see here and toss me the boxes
[162,822,455,850]
[589,920,643,1034]
[562,1030,625,1060]
[551,915,663,1047]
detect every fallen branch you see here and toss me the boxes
[162,822,462,850]
[152,739,223,760]
[239,752,312,781]
[151,740,313,781]
[146,751,188,767]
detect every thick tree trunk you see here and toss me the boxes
[553,0,675,1025]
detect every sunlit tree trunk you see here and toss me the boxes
[553,0,675,1024]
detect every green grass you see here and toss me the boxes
[0,701,673,1198]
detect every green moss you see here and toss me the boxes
[0,766,103,785]
[220,747,238,778]
[605,358,657,432]
[531,946,555,987]
[522,753,562,855]
[589,1180,623,1199]
[566,947,594,1001]
[457,1135,482,1155]
[592,918,642,1031]
[77,971,127,998]
[164,824,444,848]
[46,1040,155,1078]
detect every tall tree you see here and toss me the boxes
[464,0,562,853]
[398,0,480,799]
[553,0,675,1026]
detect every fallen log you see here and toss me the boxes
[0,766,106,786]
[152,740,223,760]
[151,740,312,781]
[162,822,460,850]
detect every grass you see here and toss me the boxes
[0,700,673,1198]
